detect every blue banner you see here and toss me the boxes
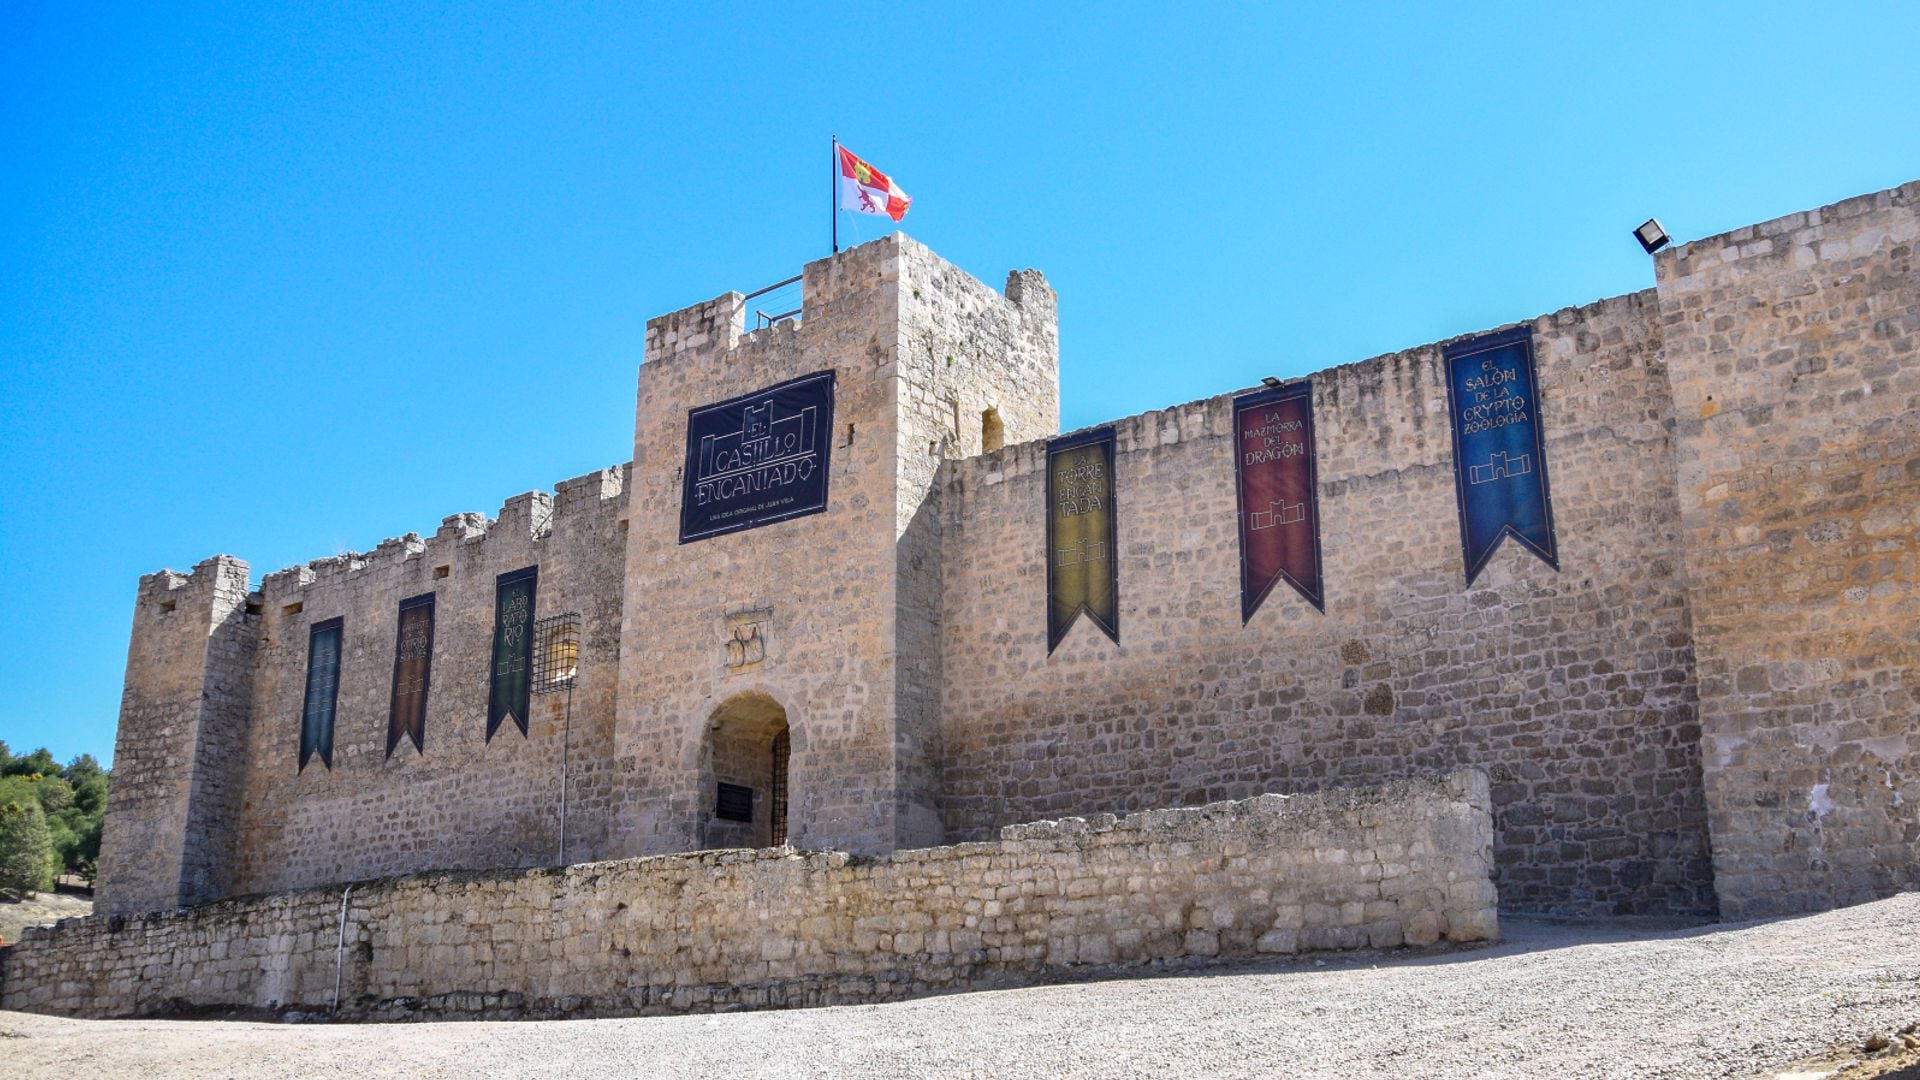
[1443,326,1558,585]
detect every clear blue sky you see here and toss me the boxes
[3,3,1916,766]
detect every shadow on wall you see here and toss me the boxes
[698,691,791,850]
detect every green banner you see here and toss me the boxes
[1047,427,1118,652]
[299,617,343,772]
[487,567,537,741]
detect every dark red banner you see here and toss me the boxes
[387,592,434,759]
[1234,380,1324,619]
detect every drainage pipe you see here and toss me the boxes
[331,884,354,1016]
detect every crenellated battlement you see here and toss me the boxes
[944,287,1668,508]
[251,464,629,603]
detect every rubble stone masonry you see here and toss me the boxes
[937,290,1713,916]
[1658,181,1919,918]
[0,771,1496,1020]
[81,179,1919,937]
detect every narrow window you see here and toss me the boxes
[299,617,344,772]
[487,566,538,741]
[982,407,1004,452]
[770,728,791,846]
[387,593,435,759]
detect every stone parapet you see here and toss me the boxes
[1,770,1494,1020]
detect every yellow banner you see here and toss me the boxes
[1047,428,1118,651]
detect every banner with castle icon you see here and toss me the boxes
[487,567,537,741]
[387,592,434,759]
[1443,325,1558,584]
[680,370,837,543]
[1047,427,1119,652]
[1234,379,1324,617]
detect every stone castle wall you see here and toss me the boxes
[614,236,1058,859]
[87,179,1918,927]
[935,291,1715,917]
[892,245,1060,846]
[2,771,1496,1020]
[96,468,633,913]
[226,466,632,900]
[1659,181,1920,918]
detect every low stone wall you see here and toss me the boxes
[0,770,1495,1020]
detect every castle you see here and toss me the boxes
[96,178,1918,924]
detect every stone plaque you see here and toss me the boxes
[715,782,753,822]
[724,609,769,674]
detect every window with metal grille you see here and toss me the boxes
[770,728,790,846]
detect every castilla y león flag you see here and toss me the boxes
[838,145,911,222]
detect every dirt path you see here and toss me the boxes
[4,893,1918,1079]
[0,891,90,944]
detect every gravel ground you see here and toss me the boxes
[0,891,91,944]
[5,892,1918,1079]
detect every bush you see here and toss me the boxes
[0,799,59,893]
[0,747,111,883]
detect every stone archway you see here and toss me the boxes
[698,691,791,849]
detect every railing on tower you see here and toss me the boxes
[743,273,803,332]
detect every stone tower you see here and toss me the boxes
[94,556,258,914]
[613,234,1058,855]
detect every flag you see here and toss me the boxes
[838,145,911,222]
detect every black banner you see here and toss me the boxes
[1443,326,1559,585]
[680,370,836,543]
[1235,379,1324,619]
[299,617,343,772]
[1047,427,1119,653]
[386,592,434,759]
[487,567,537,741]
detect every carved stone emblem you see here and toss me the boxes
[724,609,769,674]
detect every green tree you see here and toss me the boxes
[34,774,75,814]
[72,772,109,817]
[2,746,58,779]
[66,754,105,786]
[0,799,58,893]
[52,805,103,877]
[0,750,112,880]
[0,774,35,812]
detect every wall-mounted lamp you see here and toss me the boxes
[1634,219,1671,254]
[1261,376,1282,389]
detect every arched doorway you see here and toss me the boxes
[699,691,792,849]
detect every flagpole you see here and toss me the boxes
[831,135,839,254]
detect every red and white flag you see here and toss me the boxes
[838,145,910,222]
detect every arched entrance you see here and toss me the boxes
[699,691,792,849]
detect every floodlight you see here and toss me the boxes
[1634,219,1671,254]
